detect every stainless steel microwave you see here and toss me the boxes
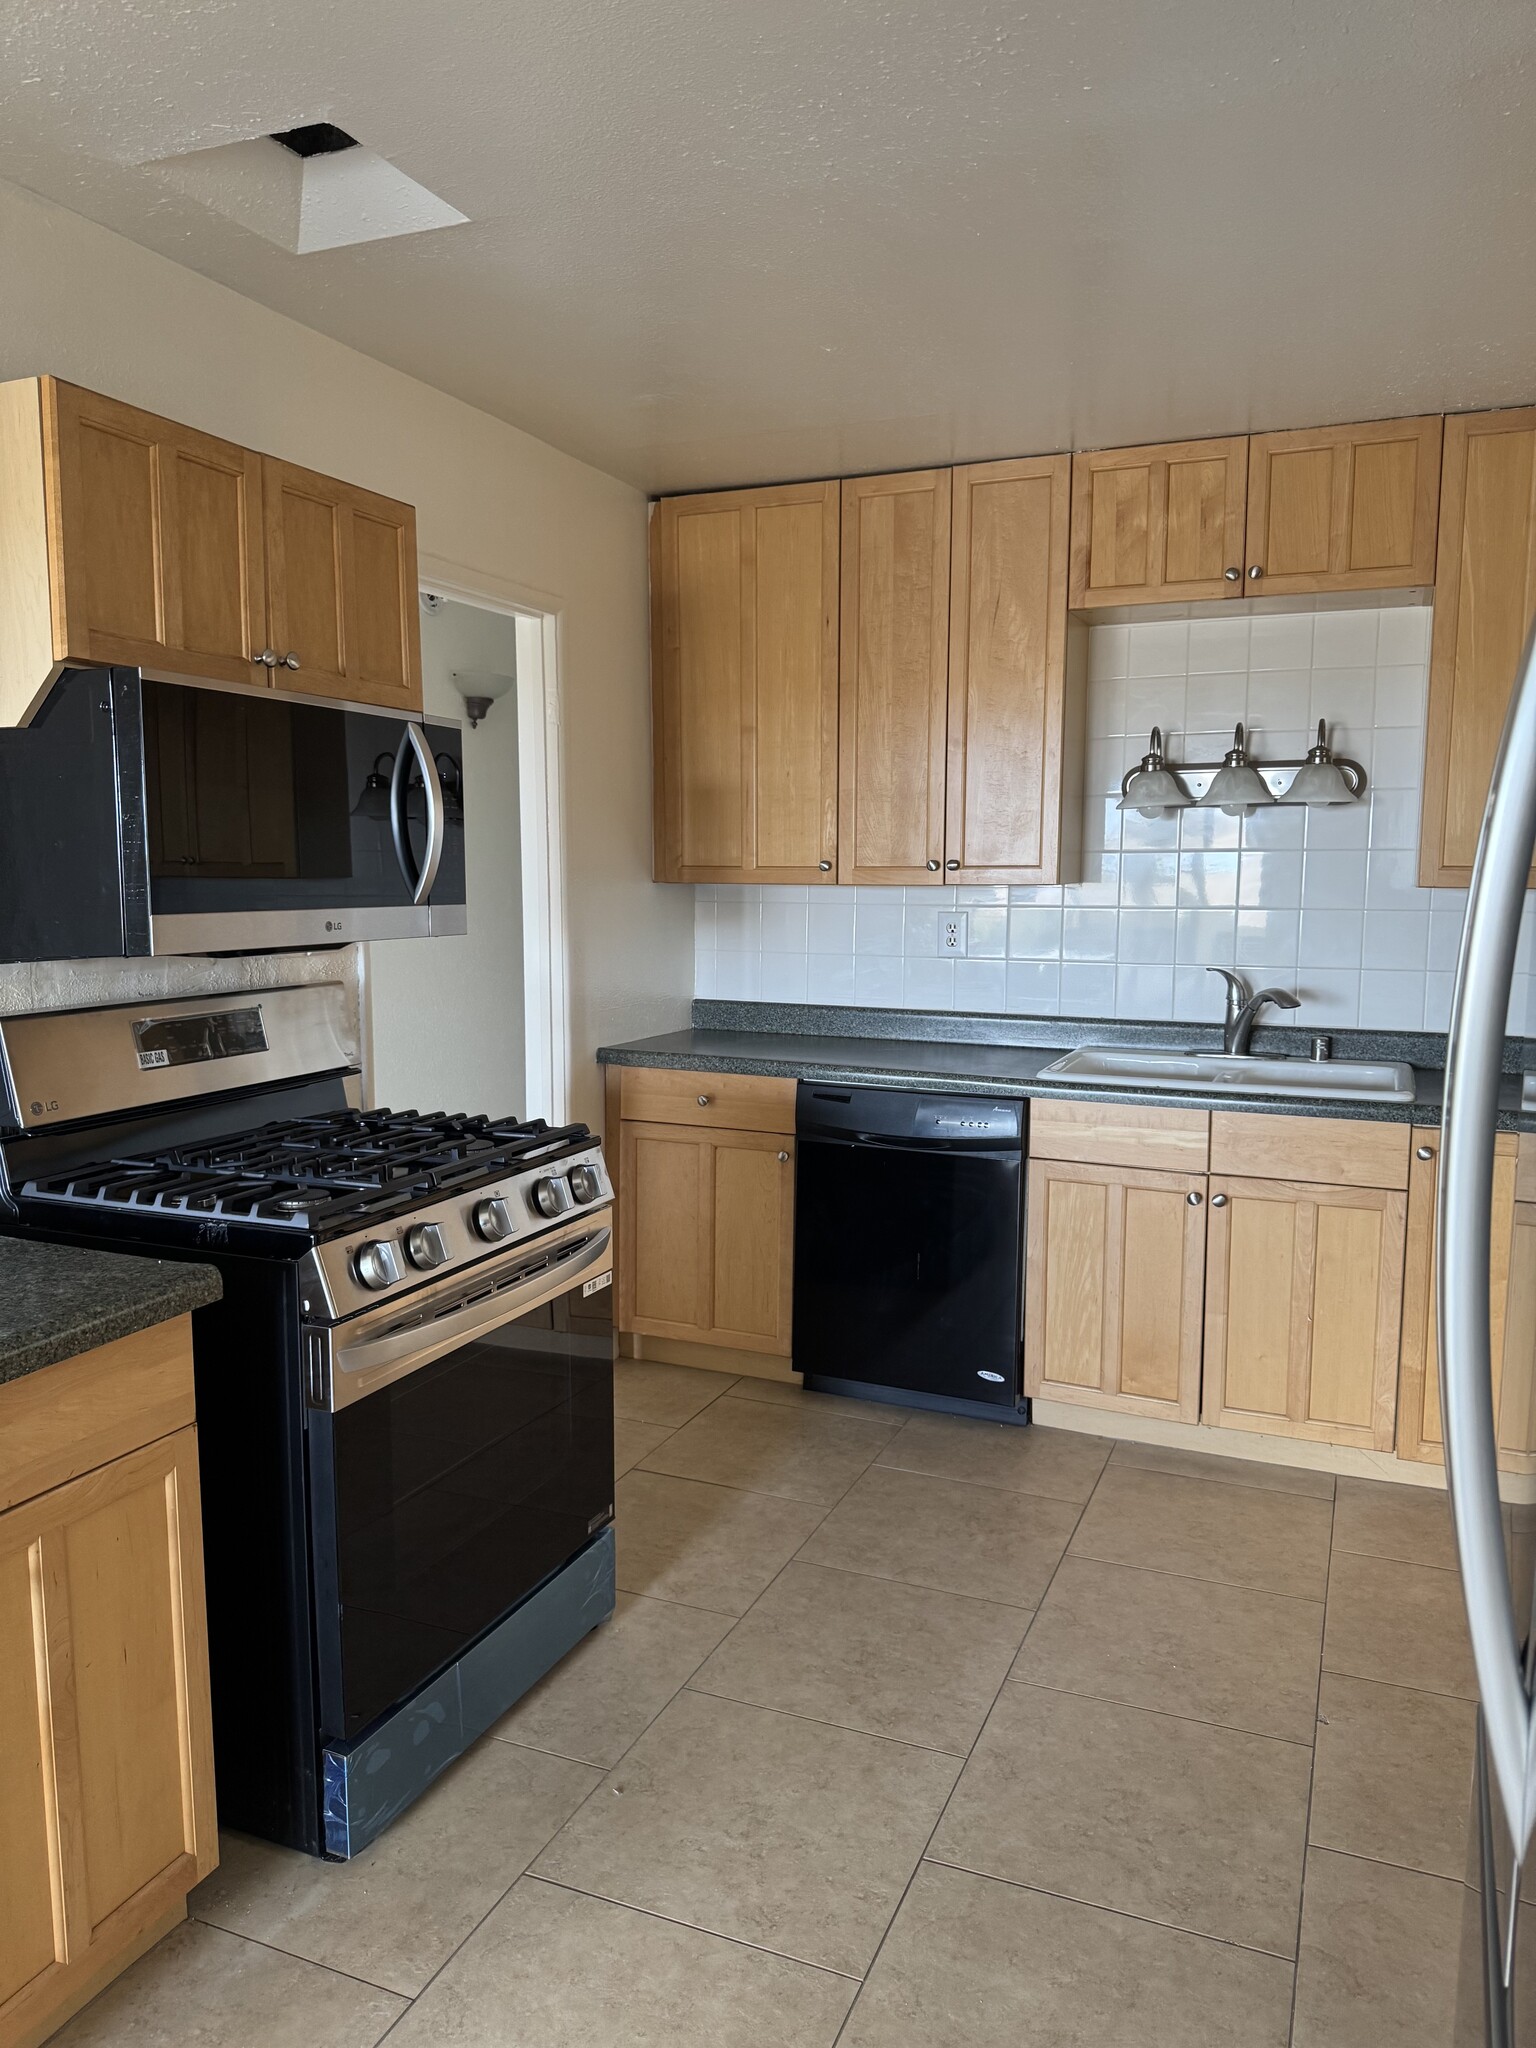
[0,670,466,961]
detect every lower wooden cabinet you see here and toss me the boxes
[1202,1176,1406,1450]
[617,1120,795,1354]
[1023,1157,1205,1422]
[0,1412,215,2048]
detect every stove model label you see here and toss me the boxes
[582,1273,612,1296]
[136,1049,172,1069]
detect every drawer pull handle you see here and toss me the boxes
[1211,1192,1228,1207]
[1187,1190,1203,1206]
[1417,1145,1435,1161]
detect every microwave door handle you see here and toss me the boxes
[388,725,444,905]
[1440,616,1536,1859]
[389,729,422,900]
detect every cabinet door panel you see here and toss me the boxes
[946,455,1080,884]
[0,1539,57,2012]
[1205,1176,1404,1449]
[1421,408,1536,885]
[619,1125,711,1335]
[264,462,347,689]
[749,495,839,877]
[1069,439,1246,606]
[350,508,416,703]
[838,470,950,881]
[711,1134,794,1353]
[1024,1158,1204,1421]
[1245,417,1441,595]
[166,446,260,666]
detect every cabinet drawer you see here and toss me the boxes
[1209,1112,1409,1190]
[1028,1098,1209,1173]
[618,1066,796,1134]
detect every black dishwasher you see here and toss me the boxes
[792,1084,1028,1417]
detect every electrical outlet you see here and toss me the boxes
[940,913,968,957]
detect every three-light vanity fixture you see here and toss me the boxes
[1119,721,1367,820]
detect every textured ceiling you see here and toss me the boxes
[0,0,1532,493]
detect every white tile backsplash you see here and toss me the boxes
[691,606,1536,1034]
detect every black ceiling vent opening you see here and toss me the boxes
[270,124,358,159]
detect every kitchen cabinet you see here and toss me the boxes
[945,456,1083,884]
[1244,417,1441,596]
[1069,437,1248,607]
[0,376,422,727]
[650,481,840,884]
[1395,1130,1536,1472]
[1202,1175,1406,1451]
[838,469,952,882]
[1419,406,1536,886]
[617,1121,795,1354]
[0,1320,215,2048]
[1024,1156,1206,1421]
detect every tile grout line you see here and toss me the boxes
[996,1671,1317,1750]
[1288,1481,1339,2045]
[828,1440,1113,2045]
[522,1873,869,1983]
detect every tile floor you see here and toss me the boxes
[56,1364,1481,2047]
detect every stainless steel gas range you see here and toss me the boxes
[0,984,616,1858]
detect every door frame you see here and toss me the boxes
[405,552,571,1124]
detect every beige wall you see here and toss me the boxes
[0,176,691,1123]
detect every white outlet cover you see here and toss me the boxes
[940,913,968,956]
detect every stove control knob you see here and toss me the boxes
[529,1174,572,1219]
[473,1197,514,1243]
[403,1222,450,1270]
[568,1164,602,1206]
[353,1239,402,1292]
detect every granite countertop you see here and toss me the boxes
[597,1004,1536,1134]
[0,1239,223,1387]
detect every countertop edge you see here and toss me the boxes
[0,1242,223,1388]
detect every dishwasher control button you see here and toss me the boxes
[568,1164,602,1205]
[529,1174,573,1219]
[473,1197,514,1242]
[403,1222,450,1269]
[353,1239,402,1291]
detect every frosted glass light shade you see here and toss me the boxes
[1118,765,1189,816]
[1204,761,1274,816]
[1287,758,1354,805]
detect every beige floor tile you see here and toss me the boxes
[877,1412,1113,1503]
[492,1591,733,1766]
[930,1682,1310,1955]
[191,1739,600,1996]
[613,1356,736,1426]
[689,1560,1028,1752]
[614,1415,674,1477]
[728,1374,907,1426]
[532,1689,960,1976]
[1310,1673,1476,1879]
[1013,1554,1324,1742]
[1292,1847,1462,2046]
[799,1464,1078,1608]
[1112,1437,1336,1500]
[1323,1551,1476,1698]
[838,1862,1294,2048]
[384,1877,856,2047]
[50,1920,404,2048]
[1333,1475,1457,1570]
[1070,1463,1333,1598]
[615,1468,826,1615]
[638,1393,896,1504]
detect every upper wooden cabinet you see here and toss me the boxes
[1244,417,1441,595]
[1070,437,1248,606]
[946,456,1082,884]
[838,469,952,882]
[1070,417,1441,607]
[0,376,422,725]
[1420,407,1536,886]
[650,482,839,884]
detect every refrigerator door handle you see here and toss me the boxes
[1440,618,1536,1860]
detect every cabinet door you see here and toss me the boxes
[1420,408,1536,885]
[45,380,267,687]
[0,1429,215,2044]
[838,470,951,881]
[946,456,1081,885]
[711,1131,795,1354]
[1069,438,1247,607]
[651,483,839,883]
[1396,1130,1524,1467]
[1024,1158,1206,1421]
[1244,417,1441,596]
[1203,1176,1406,1449]
[263,457,422,711]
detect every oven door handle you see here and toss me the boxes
[312,1221,611,1411]
[389,724,447,907]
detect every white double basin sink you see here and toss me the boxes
[1037,1044,1417,1105]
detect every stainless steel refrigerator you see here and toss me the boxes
[1442,620,1536,2046]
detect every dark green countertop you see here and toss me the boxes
[0,1238,222,1387]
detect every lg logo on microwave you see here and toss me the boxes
[29,1099,57,1116]
[325,920,344,933]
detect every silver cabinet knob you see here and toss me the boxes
[254,648,278,667]
[1223,567,1241,582]
[353,1239,401,1291]
[472,1196,513,1242]
[777,1150,790,1163]
[697,1094,710,1106]
[281,652,301,670]
[1247,565,1263,580]
[1211,1192,1228,1207]
[945,859,960,870]
[818,860,833,872]
[1187,1190,1203,1206]
[403,1221,449,1270]
[1417,1145,1435,1161]
[926,859,940,871]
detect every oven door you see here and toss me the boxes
[140,678,466,952]
[304,1215,614,1744]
